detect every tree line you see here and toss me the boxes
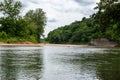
[47,0,120,45]
[47,18,98,44]
[0,0,46,43]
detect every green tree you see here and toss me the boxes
[93,0,120,42]
[25,8,47,42]
[47,18,97,44]
[0,17,16,36]
[0,0,47,43]
[0,0,23,37]
[0,0,22,19]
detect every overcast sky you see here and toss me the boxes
[0,0,100,37]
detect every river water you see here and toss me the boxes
[0,46,120,80]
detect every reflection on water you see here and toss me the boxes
[0,46,120,80]
[95,49,120,80]
[0,47,43,80]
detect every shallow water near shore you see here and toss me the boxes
[0,46,120,80]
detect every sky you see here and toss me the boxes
[0,0,99,37]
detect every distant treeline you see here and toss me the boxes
[0,0,46,43]
[47,0,120,44]
[47,18,98,44]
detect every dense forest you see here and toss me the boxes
[0,0,46,43]
[47,0,120,45]
[47,18,98,44]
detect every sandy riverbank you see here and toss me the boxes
[0,43,88,47]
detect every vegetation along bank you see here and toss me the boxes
[47,0,120,46]
[0,0,46,43]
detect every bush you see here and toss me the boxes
[0,31,7,39]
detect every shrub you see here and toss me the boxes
[0,31,7,39]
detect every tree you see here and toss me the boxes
[0,0,47,43]
[0,0,21,36]
[47,18,97,44]
[25,8,47,42]
[0,0,22,19]
[93,0,120,42]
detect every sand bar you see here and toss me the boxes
[0,43,88,47]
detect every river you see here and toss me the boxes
[0,45,120,80]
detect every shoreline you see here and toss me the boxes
[0,43,88,47]
[0,43,118,47]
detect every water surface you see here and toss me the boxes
[0,46,120,80]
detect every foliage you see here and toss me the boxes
[0,0,22,19]
[0,0,46,43]
[93,0,120,42]
[48,0,120,45]
[0,17,28,37]
[47,0,120,44]
[24,9,47,42]
[0,31,7,39]
[0,0,120,44]
[47,18,98,44]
